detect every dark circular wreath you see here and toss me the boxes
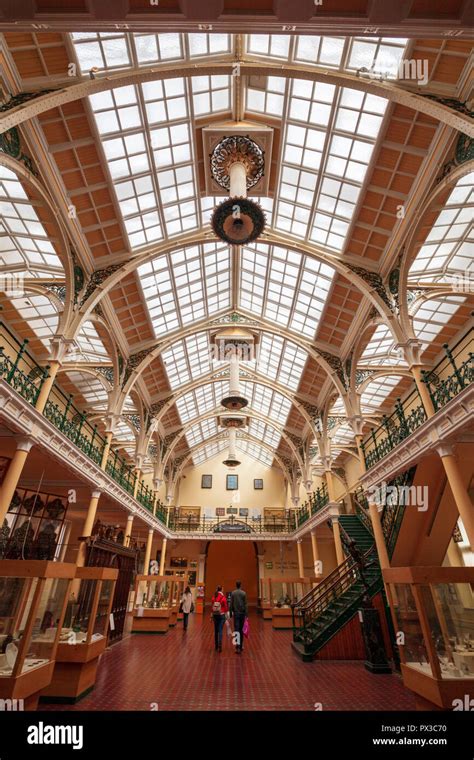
[211,197,266,245]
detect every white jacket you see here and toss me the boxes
[181,592,193,613]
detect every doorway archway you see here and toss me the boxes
[205,541,258,606]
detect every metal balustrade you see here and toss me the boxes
[0,321,165,524]
[169,513,297,534]
[295,483,329,529]
[361,328,473,470]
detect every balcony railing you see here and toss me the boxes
[361,328,473,470]
[0,321,165,525]
[169,513,297,534]
[295,482,329,528]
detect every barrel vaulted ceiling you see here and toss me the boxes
[0,29,473,478]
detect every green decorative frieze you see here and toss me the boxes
[0,126,38,176]
[80,263,124,307]
[346,264,393,312]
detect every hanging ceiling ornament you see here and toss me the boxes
[210,135,266,245]
[222,427,241,469]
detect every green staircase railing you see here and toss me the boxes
[292,468,416,658]
[295,482,329,528]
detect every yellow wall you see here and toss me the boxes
[178,449,287,515]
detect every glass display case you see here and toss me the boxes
[170,576,185,623]
[40,566,118,702]
[132,575,176,633]
[0,559,76,709]
[269,577,313,629]
[259,578,272,619]
[384,566,474,708]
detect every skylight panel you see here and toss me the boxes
[346,37,408,79]
[188,33,231,57]
[409,173,474,280]
[256,334,307,392]
[413,297,466,344]
[186,418,218,447]
[246,76,287,118]
[191,75,231,116]
[192,440,227,466]
[65,371,109,404]
[162,332,212,389]
[248,420,281,448]
[240,382,291,426]
[72,322,108,362]
[9,295,58,346]
[360,324,405,366]
[138,244,230,338]
[240,244,334,339]
[176,382,228,424]
[0,167,62,273]
[134,33,183,63]
[72,32,131,72]
[247,34,291,60]
[273,78,387,247]
[236,439,274,467]
[360,376,401,413]
[294,36,345,68]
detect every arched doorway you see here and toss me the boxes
[205,541,258,606]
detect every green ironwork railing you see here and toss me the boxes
[0,323,50,406]
[105,448,136,496]
[0,321,168,525]
[43,384,107,466]
[361,328,473,470]
[169,512,297,534]
[422,348,473,412]
[295,482,329,528]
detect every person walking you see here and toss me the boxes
[180,585,193,632]
[230,580,248,654]
[210,585,228,652]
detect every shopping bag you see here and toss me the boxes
[243,617,250,638]
[225,618,233,638]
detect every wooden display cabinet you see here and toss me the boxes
[40,566,118,703]
[0,559,76,710]
[269,577,314,629]
[131,575,175,633]
[383,566,474,708]
[195,583,205,614]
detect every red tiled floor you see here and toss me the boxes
[41,613,416,711]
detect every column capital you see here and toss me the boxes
[437,443,455,458]
[296,538,303,544]
[291,496,300,506]
[348,415,365,437]
[91,489,102,499]
[394,338,423,368]
[14,436,34,453]
[125,513,134,522]
[148,528,154,535]
[322,456,332,472]
[49,335,76,363]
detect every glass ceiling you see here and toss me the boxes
[0,166,63,276]
[9,32,462,473]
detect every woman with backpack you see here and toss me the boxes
[180,585,194,632]
[210,585,228,652]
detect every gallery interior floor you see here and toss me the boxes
[40,613,415,712]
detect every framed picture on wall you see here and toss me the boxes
[226,474,238,490]
[188,571,196,586]
[239,508,249,517]
[216,507,225,517]
[170,557,187,568]
[254,479,263,490]
[201,474,212,489]
[227,507,238,515]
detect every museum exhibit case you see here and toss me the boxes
[383,566,474,708]
[195,584,205,614]
[0,560,76,709]
[171,576,185,623]
[40,566,118,702]
[131,575,176,633]
[259,578,272,620]
[269,578,314,629]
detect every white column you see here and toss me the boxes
[229,161,247,198]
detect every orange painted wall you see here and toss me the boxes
[205,541,258,606]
